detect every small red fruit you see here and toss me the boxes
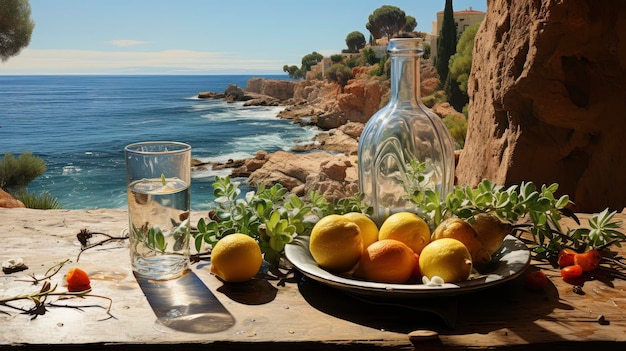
[524,270,548,291]
[560,264,583,280]
[557,248,576,267]
[574,249,601,272]
[66,267,91,292]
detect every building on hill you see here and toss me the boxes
[427,7,486,60]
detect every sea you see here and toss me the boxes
[0,75,318,210]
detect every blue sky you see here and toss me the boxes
[1,0,487,75]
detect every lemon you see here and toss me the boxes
[309,214,363,272]
[378,212,430,254]
[210,233,263,283]
[342,212,379,249]
[432,217,492,265]
[354,239,418,283]
[418,238,472,283]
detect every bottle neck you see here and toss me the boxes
[389,54,421,105]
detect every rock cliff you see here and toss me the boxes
[457,0,626,213]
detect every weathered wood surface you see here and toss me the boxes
[1,208,625,350]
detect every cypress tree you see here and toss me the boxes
[436,0,457,87]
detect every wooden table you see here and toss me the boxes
[1,208,625,350]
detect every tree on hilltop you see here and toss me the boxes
[345,31,366,53]
[283,52,324,79]
[0,0,35,62]
[301,51,324,71]
[403,16,417,33]
[366,5,406,41]
[435,0,457,86]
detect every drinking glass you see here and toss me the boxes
[125,141,191,280]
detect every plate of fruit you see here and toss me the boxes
[285,212,531,298]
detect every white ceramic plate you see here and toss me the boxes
[285,235,531,298]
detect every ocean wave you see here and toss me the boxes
[124,119,164,126]
[62,165,82,175]
[199,102,283,122]
[191,167,233,181]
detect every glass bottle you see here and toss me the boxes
[358,38,455,226]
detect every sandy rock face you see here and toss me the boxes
[457,0,626,212]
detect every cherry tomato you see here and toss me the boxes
[557,248,577,267]
[560,264,583,280]
[524,270,548,291]
[574,249,602,272]
[66,267,91,292]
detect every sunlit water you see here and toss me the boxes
[0,75,317,210]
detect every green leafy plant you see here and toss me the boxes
[193,176,370,267]
[404,161,625,260]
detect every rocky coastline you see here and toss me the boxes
[194,66,459,201]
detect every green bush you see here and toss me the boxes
[325,64,353,88]
[0,152,46,190]
[362,47,378,65]
[1,152,61,209]
[421,91,448,108]
[369,54,389,78]
[330,54,344,64]
[442,114,468,150]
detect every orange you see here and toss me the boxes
[354,239,418,283]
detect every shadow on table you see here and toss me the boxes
[135,270,236,334]
[297,268,568,334]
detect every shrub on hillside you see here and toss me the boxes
[326,64,353,89]
[362,47,378,65]
[442,114,468,149]
[331,54,344,64]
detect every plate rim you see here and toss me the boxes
[285,234,531,298]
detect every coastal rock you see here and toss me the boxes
[197,91,224,99]
[247,151,358,199]
[224,84,246,102]
[0,189,25,208]
[303,158,359,200]
[338,76,388,124]
[457,0,626,212]
[231,151,269,178]
[246,78,295,101]
[290,122,363,155]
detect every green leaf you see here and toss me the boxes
[195,234,204,252]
